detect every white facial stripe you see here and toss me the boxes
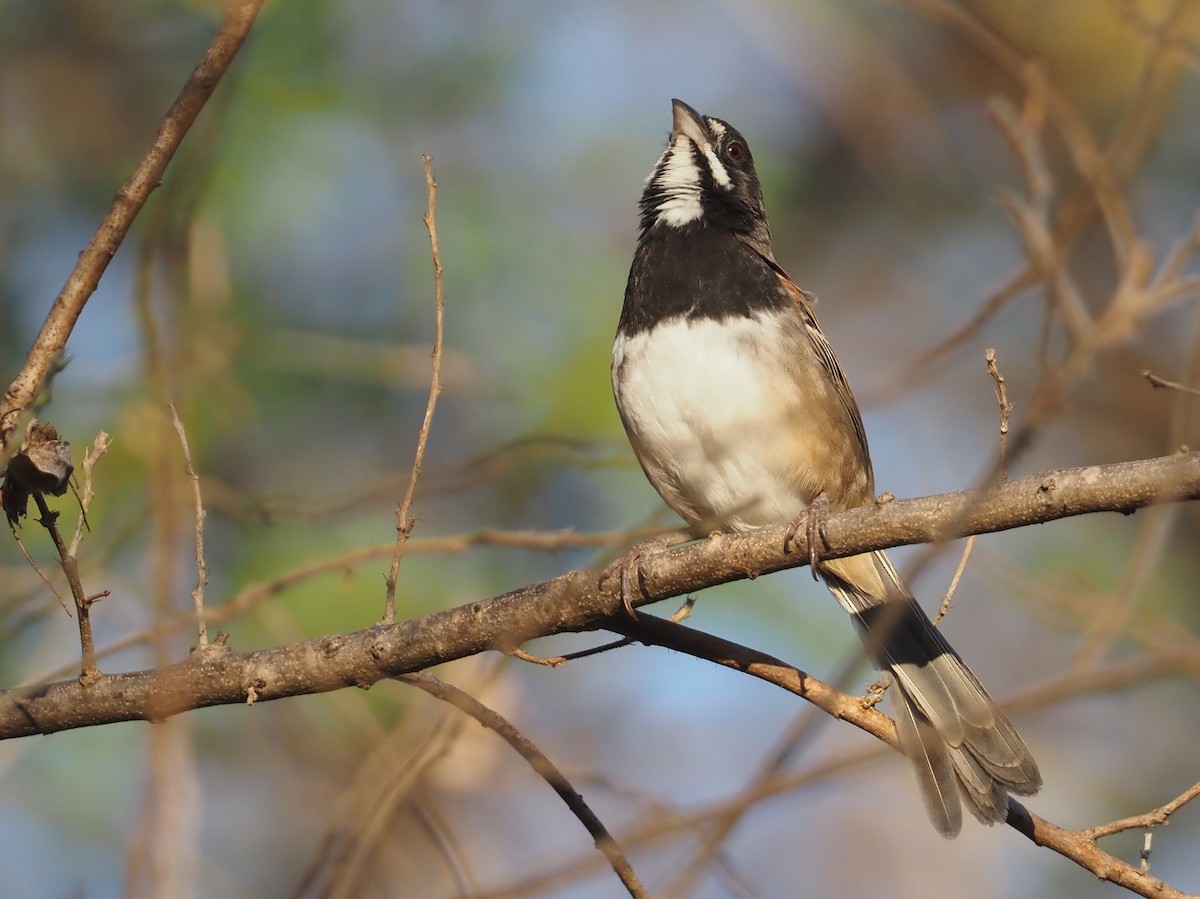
[700,118,733,186]
[652,135,703,226]
[701,145,731,188]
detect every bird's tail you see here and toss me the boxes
[819,550,1041,837]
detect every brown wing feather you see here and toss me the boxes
[762,256,873,480]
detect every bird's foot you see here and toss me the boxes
[783,492,831,580]
[861,674,891,709]
[613,532,686,619]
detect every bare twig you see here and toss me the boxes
[67,431,111,557]
[1084,780,1200,840]
[986,348,1013,479]
[4,456,1200,894]
[933,536,974,626]
[8,525,68,615]
[1144,369,1200,396]
[32,492,99,683]
[384,155,446,624]
[928,345,1013,626]
[0,0,266,448]
[169,405,208,648]
[514,596,698,666]
[398,672,650,899]
[1013,800,1194,899]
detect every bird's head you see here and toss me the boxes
[638,98,770,247]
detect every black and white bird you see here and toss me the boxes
[611,99,1041,837]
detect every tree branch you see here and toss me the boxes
[398,673,649,898]
[0,451,1195,739]
[604,614,1199,899]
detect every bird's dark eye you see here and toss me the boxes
[726,141,746,162]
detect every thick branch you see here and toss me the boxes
[0,452,1196,740]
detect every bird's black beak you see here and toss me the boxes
[671,98,710,147]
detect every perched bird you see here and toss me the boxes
[611,99,1041,836]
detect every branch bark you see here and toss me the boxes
[1,451,1196,740]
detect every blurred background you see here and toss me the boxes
[2,0,1200,896]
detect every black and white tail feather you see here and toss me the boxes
[822,551,1041,835]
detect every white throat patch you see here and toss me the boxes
[650,136,704,226]
[649,131,733,228]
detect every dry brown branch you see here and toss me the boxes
[399,672,649,899]
[385,156,447,625]
[611,614,1198,899]
[985,348,1013,478]
[169,405,208,648]
[932,535,973,626]
[1015,807,1194,899]
[31,525,650,684]
[31,493,99,683]
[67,432,111,557]
[2,451,1195,739]
[902,0,1138,267]
[479,642,1196,899]
[1145,369,1200,396]
[1084,780,1200,840]
[870,0,1200,431]
[0,0,266,449]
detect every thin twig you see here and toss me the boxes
[1144,369,1200,396]
[32,492,99,683]
[67,431,111,557]
[169,405,208,648]
[513,597,697,666]
[8,525,68,615]
[1083,780,1200,840]
[384,155,446,624]
[933,535,975,626]
[397,672,650,899]
[929,346,1010,626]
[986,348,1013,480]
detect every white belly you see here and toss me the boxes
[612,312,818,530]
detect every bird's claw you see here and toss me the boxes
[784,492,831,580]
[615,535,678,619]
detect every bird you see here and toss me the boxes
[611,98,1042,837]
